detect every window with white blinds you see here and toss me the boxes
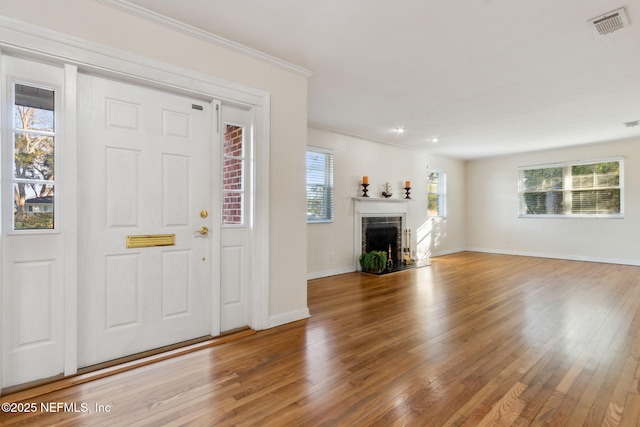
[519,158,623,217]
[306,147,333,223]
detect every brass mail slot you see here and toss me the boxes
[126,234,175,248]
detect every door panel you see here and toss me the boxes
[162,250,190,317]
[2,56,66,387]
[221,233,248,330]
[77,74,213,367]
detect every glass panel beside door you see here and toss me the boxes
[12,83,56,230]
[222,123,245,225]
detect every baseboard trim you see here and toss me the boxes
[307,266,356,280]
[269,308,310,328]
[465,247,640,266]
[429,248,467,257]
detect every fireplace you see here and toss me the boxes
[362,216,403,267]
[353,198,408,272]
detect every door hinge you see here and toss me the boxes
[216,104,220,134]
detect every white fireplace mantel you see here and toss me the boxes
[353,197,409,215]
[352,196,410,203]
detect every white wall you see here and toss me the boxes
[0,0,309,321]
[466,137,640,264]
[307,127,466,278]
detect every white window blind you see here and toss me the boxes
[519,158,623,217]
[306,147,333,223]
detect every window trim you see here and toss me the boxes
[306,146,334,224]
[427,169,446,218]
[518,156,624,219]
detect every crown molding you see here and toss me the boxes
[97,0,313,78]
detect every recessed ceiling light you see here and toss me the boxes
[394,127,405,134]
[429,137,439,143]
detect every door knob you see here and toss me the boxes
[198,226,209,235]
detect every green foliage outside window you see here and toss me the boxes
[520,160,621,217]
[13,84,56,230]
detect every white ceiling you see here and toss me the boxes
[112,0,639,159]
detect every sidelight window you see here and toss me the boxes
[12,83,56,230]
[222,123,245,225]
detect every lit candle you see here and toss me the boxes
[362,176,369,185]
[405,181,411,188]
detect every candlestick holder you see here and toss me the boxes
[361,183,370,197]
[404,187,411,199]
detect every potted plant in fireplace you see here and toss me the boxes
[359,250,388,274]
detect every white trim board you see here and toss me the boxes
[269,308,311,329]
[430,248,466,258]
[465,247,640,267]
[307,266,356,280]
[0,16,269,106]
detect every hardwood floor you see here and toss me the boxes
[2,252,640,426]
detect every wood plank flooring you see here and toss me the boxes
[2,252,640,426]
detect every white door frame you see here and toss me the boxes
[0,17,270,390]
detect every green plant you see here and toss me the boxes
[359,250,388,273]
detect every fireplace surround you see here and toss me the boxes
[353,197,408,272]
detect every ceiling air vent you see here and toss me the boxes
[623,120,639,128]
[588,8,629,37]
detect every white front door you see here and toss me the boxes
[77,74,214,367]
[220,104,252,332]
